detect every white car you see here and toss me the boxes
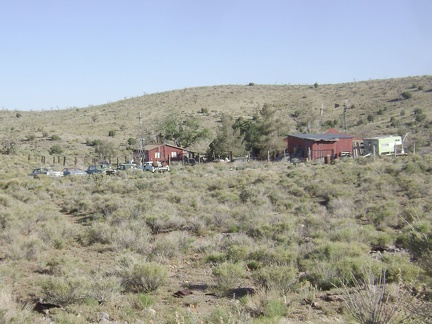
[143,161,170,173]
[29,167,63,177]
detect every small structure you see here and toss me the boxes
[363,135,403,155]
[286,129,354,161]
[134,144,193,164]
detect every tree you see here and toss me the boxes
[207,114,246,159]
[95,140,115,159]
[158,115,210,148]
[234,104,285,159]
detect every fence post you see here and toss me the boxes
[75,156,78,166]
[63,156,66,166]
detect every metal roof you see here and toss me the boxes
[288,133,354,141]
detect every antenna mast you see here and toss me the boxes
[137,112,145,164]
[343,99,349,132]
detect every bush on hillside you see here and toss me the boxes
[401,91,412,99]
[49,144,63,155]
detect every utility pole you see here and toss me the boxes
[343,99,349,132]
[136,112,145,165]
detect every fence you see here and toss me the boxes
[27,155,135,167]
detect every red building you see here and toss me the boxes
[134,144,193,164]
[286,129,353,161]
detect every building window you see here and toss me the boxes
[171,151,177,158]
[155,152,161,159]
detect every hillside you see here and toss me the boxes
[1,75,432,160]
[0,76,431,322]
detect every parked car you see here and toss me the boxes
[116,163,138,171]
[86,164,116,175]
[29,167,63,177]
[143,161,170,173]
[63,168,88,176]
[273,153,290,162]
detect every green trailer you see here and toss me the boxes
[363,135,403,155]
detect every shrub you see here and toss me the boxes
[118,259,167,293]
[15,112,22,118]
[253,266,297,294]
[86,273,122,304]
[340,269,412,324]
[50,134,61,141]
[401,91,412,99]
[49,144,63,155]
[40,276,89,305]
[212,262,246,292]
[127,137,137,146]
[108,130,116,137]
[0,286,34,322]
[26,133,36,141]
[263,299,286,318]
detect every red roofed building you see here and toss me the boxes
[134,144,193,164]
[286,129,354,161]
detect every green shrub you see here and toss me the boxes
[133,293,154,310]
[119,260,167,293]
[401,91,412,99]
[86,273,122,304]
[127,137,137,146]
[40,276,88,305]
[212,262,246,292]
[50,134,61,141]
[108,130,116,137]
[263,299,286,318]
[26,133,36,141]
[253,266,297,294]
[49,144,63,155]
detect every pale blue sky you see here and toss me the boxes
[1,0,431,110]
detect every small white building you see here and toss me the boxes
[363,135,403,155]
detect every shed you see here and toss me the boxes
[133,144,193,164]
[286,129,354,161]
[363,135,402,155]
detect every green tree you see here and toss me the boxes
[237,104,284,159]
[207,114,245,159]
[158,115,210,148]
[95,140,115,159]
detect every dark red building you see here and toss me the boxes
[134,144,193,164]
[286,129,353,161]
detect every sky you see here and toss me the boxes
[1,0,431,111]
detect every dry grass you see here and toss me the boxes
[0,77,432,322]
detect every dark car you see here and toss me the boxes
[63,168,88,176]
[116,163,138,171]
[86,164,116,175]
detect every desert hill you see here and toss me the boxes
[1,75,431,158]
